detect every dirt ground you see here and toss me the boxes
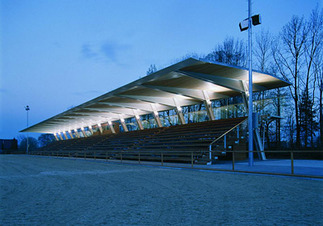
[0,155,322,225]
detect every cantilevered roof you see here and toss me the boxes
[21,58,290,134]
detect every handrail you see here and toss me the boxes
[209,118,248,147]
[208,118,247,162]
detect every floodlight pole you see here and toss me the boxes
[25,105,30,154]
[247,0,254,166]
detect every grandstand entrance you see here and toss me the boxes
[21,58,290,164]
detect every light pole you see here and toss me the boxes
[25,105,30,154]
[239,0,261,166]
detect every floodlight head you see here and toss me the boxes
[252,14,261,26]
[239,19,249,32]
[25,105,30,111]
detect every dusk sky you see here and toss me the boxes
[0,0,320,140]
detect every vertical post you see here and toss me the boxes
[248,0,254,166]
[291,151,294,174]
[25,105,30,154]
[191,152,194,168]
[209,145,212,161]
[27,109,29,154]
[232,151,235,171]
[224,135,227,150]
[138,152,141,164]
[161,152,164,166]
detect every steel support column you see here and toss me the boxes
[120,118,128,132]
[108,121,116,134]
[135,115,144,130]
[97,124,103,134]
[81,128,87,137]
[68,131,74,139]
[151,104,162,127]
[74,130,80,138]
[202,90,215,121]
[53,134,59,141]
[173,98,185,125]
[133,110,144,130]
[87,125,94,135]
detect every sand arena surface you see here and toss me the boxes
[0,155,322,225]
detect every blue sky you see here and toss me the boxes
[0,0,320,139]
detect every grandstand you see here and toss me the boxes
[21,58,290,164]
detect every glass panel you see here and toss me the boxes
[125,117,138,131]
[140,113,157,129]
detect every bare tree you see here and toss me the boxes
[314,56,323,146]
[297,8,323,147]
[146,64,157,75]
[203,37,247,67]
[254,30,273,73]
[273,16,308,148]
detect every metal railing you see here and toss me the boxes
[29,149,323,179]
[208,119,247,161]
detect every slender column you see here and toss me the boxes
[58,132,63,140]
[119,118,128,132]
[81,128,87,137]
[88,125,94,135]
[151,104,162,127]
[74,130,80,138]
[63,132,68,140]
[97,124,103,134]
[133,110,144,130]
[68,131,74,139]
[204,100,215,121]
[53,134,59,141]
[248,0,254,166]
[173,98,185,125]
[241,81,249,110]
[135,115,144,130]
[176,107,185,125]
[153,111,162,127]
[202,90,215,121]
[108,121,116,134]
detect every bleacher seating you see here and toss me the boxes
[34,117,247,164]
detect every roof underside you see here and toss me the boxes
[21,58,290,133]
